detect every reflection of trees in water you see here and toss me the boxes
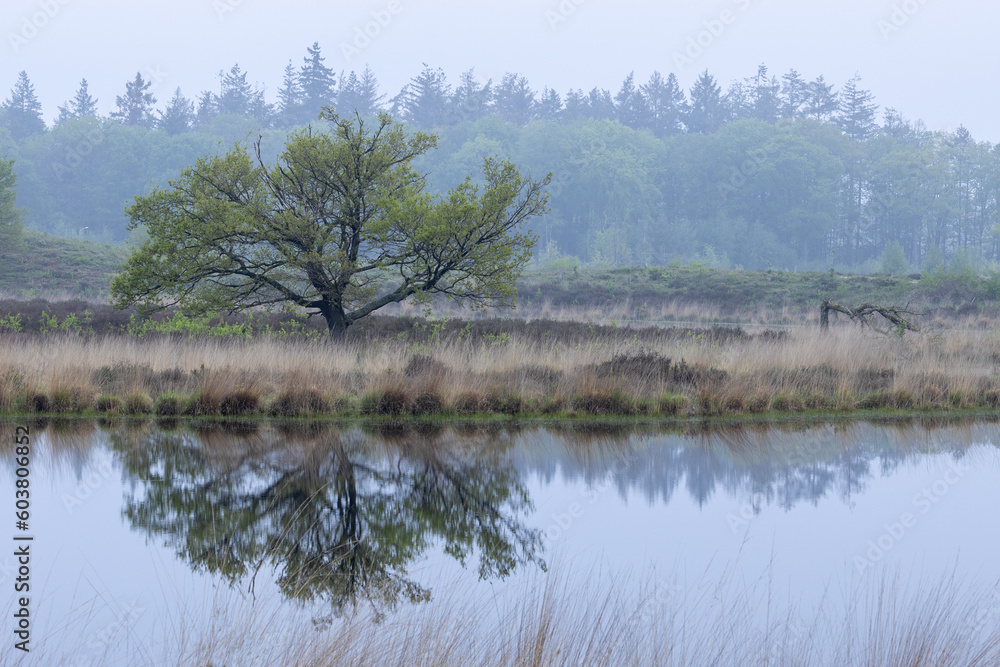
[110,422,545,620]
[15,415,997,617]
[513,419,995,513]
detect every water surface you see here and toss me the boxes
[2,417,999,665]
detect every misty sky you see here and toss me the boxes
[3,0,998,140]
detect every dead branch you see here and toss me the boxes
[820,300,920,334]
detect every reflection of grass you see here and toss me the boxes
[5,325,1000,418]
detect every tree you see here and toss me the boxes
[640,71,685,137]
[613,72,646,128]
[275,60,304,126]
[878,240,909,275]
[779,69,809,119]
[217,63,269,122]
[747,64,781,123]
[116,425,545,618]
[336,65,385,118]
[536,87,562,121]
[56,78,99,124]
[0,157,24,266]
[299,42,337,119]
[194,90,217,127]
[585,87,615,119]
[562,88,587,120]
[493,72,536,125]
[806,75,838,121]
[393,64,451,128]
[111,72,157,128]
[3,71,46,139]
[450,69,493,124]
[837,74,878,141]
[111,111,549,337]
[685,70,725,134]
[158,88,195,135]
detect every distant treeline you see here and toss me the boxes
[1,44,997,273]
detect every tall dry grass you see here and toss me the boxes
[1,324,999,417]
[19,564,1000,666]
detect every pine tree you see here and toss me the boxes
[336,65,385,118]
[194,91,217,128]
[748,64,781,123]
[111,72,157,128]
[2,71,46,138]
[158,87,195,135]
[882,107,915,142]
[536,87,562,121]
[217,63,269,122]
[299,42,336,120]
[837,74,879,140]
[275,60,303,126]
[806,75,838,121]
[723,80,752,122]
[56,78,99,124]
[640,71,685,137]
[562,89,587,121]
[493,72,535,125]
[585,87,615,119]
[779,69,809,119]
[450,69,492,124]
[614,72,647,128]
[685,70,724,134]
[393,64,450,128]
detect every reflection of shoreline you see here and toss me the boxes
[6,416,997,515]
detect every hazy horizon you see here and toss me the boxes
[3,0,998,139]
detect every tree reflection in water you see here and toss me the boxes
[112,421,545,621]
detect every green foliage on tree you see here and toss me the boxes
[111,111,549,337]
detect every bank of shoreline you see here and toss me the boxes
[2,318,999,423]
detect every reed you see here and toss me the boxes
[25,564,1000,666]
[2,323,1000,418]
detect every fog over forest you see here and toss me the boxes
[2,1,997,273]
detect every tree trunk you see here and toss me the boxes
[321,301,350,340]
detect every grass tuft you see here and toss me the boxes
[95,393,123,414]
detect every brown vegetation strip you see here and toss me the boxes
[1,322,999,418]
